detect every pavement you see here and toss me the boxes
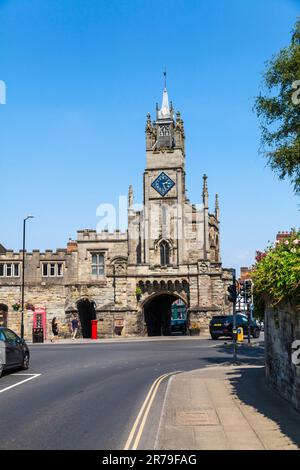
[155,363,300,450]
[26,332,211,345]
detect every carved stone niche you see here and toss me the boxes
[110,257,128,276]
[198,261,209,274]
[114,263,127,275]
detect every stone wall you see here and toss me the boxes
[265,301,300,412]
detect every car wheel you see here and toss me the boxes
[21,353,29,370]
[252,329,260,339]
[211,334,219,340]
[0,364,3,378]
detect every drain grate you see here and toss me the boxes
[175,408,220,426]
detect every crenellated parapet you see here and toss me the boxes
[0,248,73,261]
[77,229,128,242]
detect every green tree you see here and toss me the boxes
[252,231,300,307]
[255,20,300,193]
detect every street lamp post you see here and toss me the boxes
[21,215,34,339]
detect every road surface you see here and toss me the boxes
[0,336,264,450]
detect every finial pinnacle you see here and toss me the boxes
[202,174,208,200]
[163,67,167,89]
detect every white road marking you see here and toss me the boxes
[0,373,41,394]
[124,371,181,451]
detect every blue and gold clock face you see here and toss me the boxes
[151,172,175,197]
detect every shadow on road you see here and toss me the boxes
[201,340,265,367]
[226,366,300,448]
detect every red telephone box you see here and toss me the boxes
[33,306,47,339]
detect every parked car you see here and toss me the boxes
[260,321,264,331]
[209,314,261,340]
[171,303,187,335]
[171,318,187,334]
[0,327,30,377]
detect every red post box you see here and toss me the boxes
[91,319,98,340]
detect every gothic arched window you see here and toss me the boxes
[160,241,170,266]
[159,125,170,136]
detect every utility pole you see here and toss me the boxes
[246,280,252,346]
[113,264,116,304]
[228,269,237,364]
[232,271,237,364]
[21,215,34,339]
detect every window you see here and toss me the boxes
[43,263,48,276]
[3,328,19,343]
[91,253,105,277]
[159,125,170,136]
[42,263,64,277]
[13,264,19,276]
[0,263,20,277]
[57,263,63,276]
[160,241,170,266]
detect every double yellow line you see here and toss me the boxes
[124,371,179,451]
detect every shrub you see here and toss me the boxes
[252,231,300,306]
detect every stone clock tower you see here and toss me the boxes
[142,85,186,267]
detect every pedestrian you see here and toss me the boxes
[71,315,79,340]
[51,317,59,342]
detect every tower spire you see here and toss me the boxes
[157,69,171,119]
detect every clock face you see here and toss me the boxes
[151,172,175,197]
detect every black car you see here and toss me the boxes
[209,314,261,340]
[0,327,30,377]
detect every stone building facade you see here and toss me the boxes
[0,86,232,339]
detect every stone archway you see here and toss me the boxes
[143,292,187,336]
[76,298,96,338]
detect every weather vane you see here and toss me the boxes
[163,67,167,89]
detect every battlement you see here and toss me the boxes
[77,229,128,242]
[0,248,72,260]
[276,231,295,241]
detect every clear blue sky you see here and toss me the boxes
[0,0,299,272]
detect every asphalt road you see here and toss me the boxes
[0,336,264,450]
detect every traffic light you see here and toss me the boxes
[227,284,237,303]
[245,280,252,302]
[239,280,245,298]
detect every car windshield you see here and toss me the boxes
[212,315,249,323]
[212,316,232,323]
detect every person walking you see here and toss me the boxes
[51,317,59,342]
[71,315,79,340]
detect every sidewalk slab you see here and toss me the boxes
[156,365,300,450]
